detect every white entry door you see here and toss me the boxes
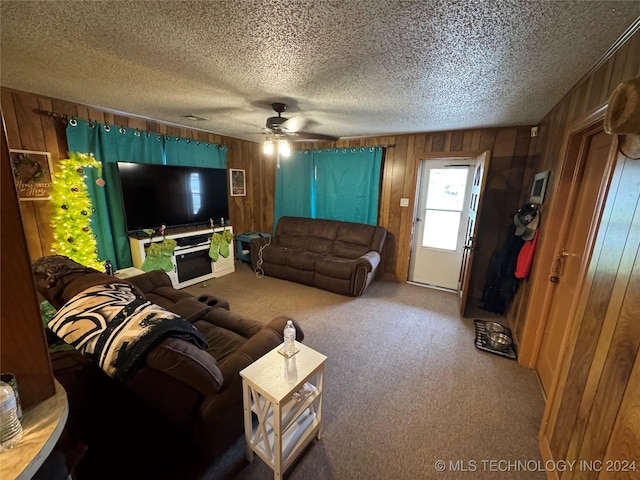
[408,159,476,290]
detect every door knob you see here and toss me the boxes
[550,249,569,283]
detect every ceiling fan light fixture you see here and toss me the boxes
[278,140,291,157]
[263,140,274,155]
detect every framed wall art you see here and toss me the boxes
[230,168,246,196]
[10,149,54,200]
[529,169,550,204]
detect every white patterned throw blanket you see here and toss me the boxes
[48,282,207,382]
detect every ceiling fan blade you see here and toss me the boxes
[288,131,340,142]
[280,115,307,133]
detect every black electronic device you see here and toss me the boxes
[176,234,211,247]
[117,162,229,233]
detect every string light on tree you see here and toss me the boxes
[50,152,104,269]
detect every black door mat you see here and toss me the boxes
[474,319,517,360]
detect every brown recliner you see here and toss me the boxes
[250,216,387,296]
[32,255,304,461]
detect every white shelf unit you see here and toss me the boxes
[240,343,326,480]
[129,226,235,289]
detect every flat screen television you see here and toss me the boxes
[116,162,229,233]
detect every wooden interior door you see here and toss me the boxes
[536,130,614,396]
[458,150,490,316]
[539,150,640,478]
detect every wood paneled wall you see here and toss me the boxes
[540,153,640,480]
[505,29,640,479]
[298,127,532,299]
[1,113,55,408]
[3,28,637,474]
[509,31,640,348]
[0,87,270,260]
[1,87,532,296]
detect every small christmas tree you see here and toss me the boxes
[50,152,104,270]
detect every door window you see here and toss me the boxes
[422,168,468,251]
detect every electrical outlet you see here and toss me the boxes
[400,198,409,207]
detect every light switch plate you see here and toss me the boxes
[400,198,409,207]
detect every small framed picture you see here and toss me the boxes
[10,149,54,200]
[529,169,550,204]
[230,168,246,196]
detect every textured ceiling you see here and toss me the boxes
[1,1,639,144]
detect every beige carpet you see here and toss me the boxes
[186,264,546,480]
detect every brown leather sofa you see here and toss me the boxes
[32,255,304,464]
[250,216,387,296]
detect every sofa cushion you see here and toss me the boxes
[305,236,334,253]
[275,216,319,236]
[331,223,379,258]
[194,321,247,362]
[315,273,352,296]
[261,245,289,265]
[165,298,212,323]
[145,337,223,395]
[127,269,172,293]
[277,233,333,253]
[287,251,323,271]
[315,256,356,279]
[285,266,316,286]
[142,285,193,307]
[258,261,315,287]
[275,217,338,253]
[331,240,370,259]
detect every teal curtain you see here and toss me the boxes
[274,150,314,230]
[66,120,163,269]
[164,136,227,167]
[274,147,383,227]
[314,147,383,225]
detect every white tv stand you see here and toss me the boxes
[129,227,235,289]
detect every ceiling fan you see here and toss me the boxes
[264,102,339,143]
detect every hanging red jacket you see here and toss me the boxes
[515,229,539,279]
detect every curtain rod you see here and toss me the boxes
[35,109,394,151]
[298,144,395,151]
[35,108,69,122]
[33,109,232,150]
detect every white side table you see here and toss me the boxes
[240,343,326,480]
